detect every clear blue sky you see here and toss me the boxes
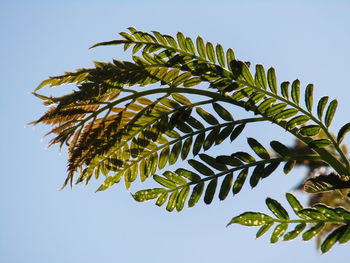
[1,1,349,262]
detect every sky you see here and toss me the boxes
[1,0,349,262]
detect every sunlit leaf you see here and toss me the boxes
[324,99,338,127]
[291,79,300,105]
[305,84,314,112]
[267,67,277,94]
[302,222,325,241]
[270,223,288,243]
[317,96,329,120]
[219,173,233,200]
[337,122,350,144]
[247,137,270,159]
[232,168,248,194]
[204,178,218,204]
[283,223,306,241]
[188,182,204,207]
[228,212,273,226]
[188,159,214,176]
[266,198,289,220]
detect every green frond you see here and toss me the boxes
[33,28,350,252]
[228,193,350,252]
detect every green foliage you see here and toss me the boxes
[228,193,350,253]
[32,28,350,252]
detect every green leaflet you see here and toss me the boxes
[232,168,248,194]
[152,31,167,45]
[119,31,135,41]
[308,139,332,148]
[188,159,214,176]
[219,173,233,200]
[283,223,306,241]
[185,37,196,55]
[132,43,143,54]
[162,68,180,83]
[283,160,296,175]
[203,127,220,150]
[334,207,350,220]
[132,188,165,202]
[199,153,228,171]
[298,208,326,220]
[172,72,192,86]
[172,93,191,105]
[183,77,202,87]
[206,42,216,63]
[265,103,287,116]
[163,171,187,185]
[314,204,343,220]
[156,192,168,207]
[233,151,256,163]
[196,107,219,125]
[339,225,350,244]
[216,155,243,167]
[324,99,338,127]
[247,137,270,159]
[231,87,254,100]
[230,124,245,142]
[256,222,274,238]
[226,48,235,70]
[274,108,298,120]
[176,32,187,51]
[154,174,177,188]
[270,140,290,157]
[216,44,226,67]
[265,198,289,220]
[305,84,314,112]
[245,92,265,108]
[204,178,218,204]
[176,168,201,182]
[280,81,290,99]
[164,34,178,48]
[186,116,205,130]
[286,115,310,129]
[257,98,276,113]
[270,223,288,243]
[176,122,193,133]
[158,146,170,169]
[317,96,329,120]
[255,64,267,90]
[291,79,300,105]
[299,125,321,136]
[267,67,277,94]
[249,164,264,188]
[337,122,350,144]
[169,141,182,165]
[216,125,234,144]
[230,60,254,86]
[228,212,273,226]
[212,103,233,121]
[166,190,178,212]
[181,137,192,160]
[193,133,205,156]
[261,162,279,179]
[188,182,204,207]
[321,227,344,253]
[176,185,190,211]
[196,36,206,59]
[302,222,325,241]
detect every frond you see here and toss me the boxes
[228,193,350,253]
[32,28,350,252]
